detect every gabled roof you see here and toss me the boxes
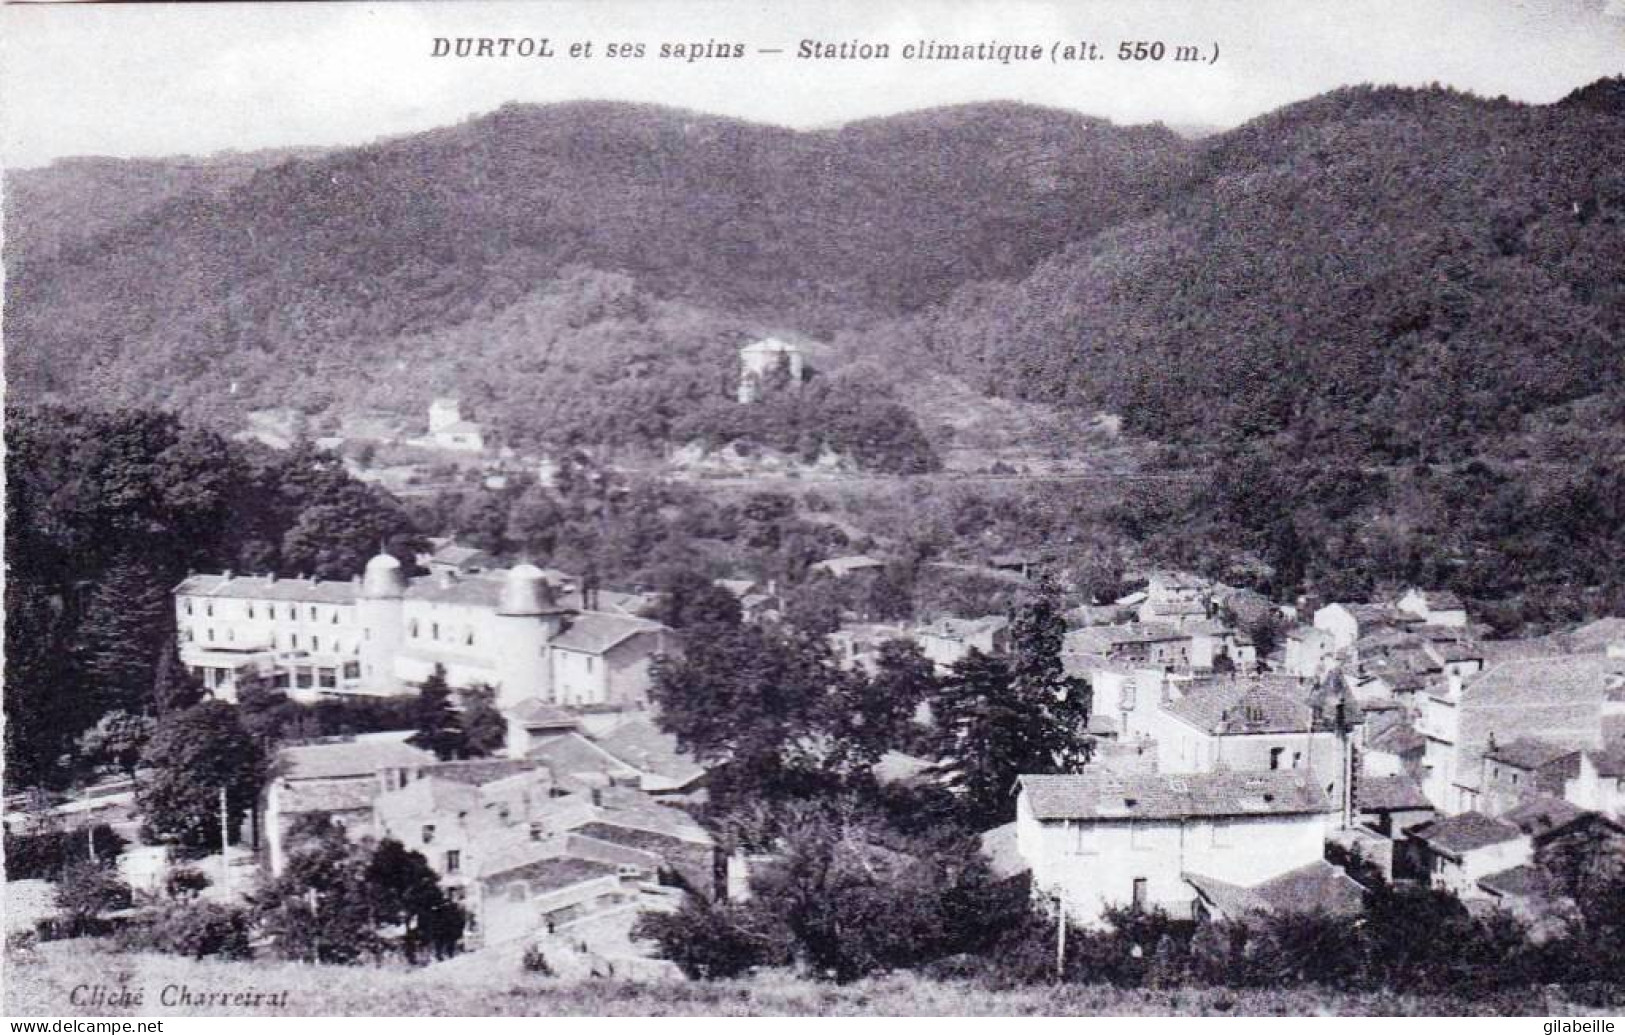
[405,572,506,607]
[917,615,1009,641]
[811,555,886,576]
[422,758,541,787]
[1163,677,1328,736]
[1066,622,1188,656]
[507,699,581,730]
[525,732,639,785]
[592,717,706,786]
[176,573,357,605]
[1366,722,1427,757]
[1466,655,1625,703]
[483,853,618,891]
[714,578,757,598]
[276,779,379,815]
[1409,811,1523,858]
[1185,860,1365,919]
[1500,796,1587,838]
[1478,863,1542,899]
[1484,737,1581,772]
[1567,617,1625,652]
[533,788,713,846]
[551,613,665,655]
[1148,600,1209,617]
[1457,655,1625,749]
[1356,775,1433,813]
[279,731,433,781]
[1587,743,1625,778]
[430,543,489,567]
[741,338,800,355]
[1018,769,1331,822]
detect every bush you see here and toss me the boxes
[54,860,132,936]
[4,825,128,881]
[164,866,212,900]
[123,901,252,961]
[632,900,782,980]
[521,944,555,976]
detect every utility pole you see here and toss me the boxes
[219,785,231,899]
[1054,896,1067,982]
[84,785,97,864]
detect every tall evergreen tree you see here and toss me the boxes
[408,664,464,761]
[458,684,507,758]
[76,551,172,717]
[152,637,205,715]
[933,582,1090,826]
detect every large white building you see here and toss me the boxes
[175,555,673,710]
[1014,769,1333,926]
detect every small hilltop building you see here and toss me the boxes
[737,338,805,404]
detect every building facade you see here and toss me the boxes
[1015,770,1333,926]
[175,554,674,709]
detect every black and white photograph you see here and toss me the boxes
[2,0,1624,1020]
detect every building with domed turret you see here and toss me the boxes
[174,554,673,710]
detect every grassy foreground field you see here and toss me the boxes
[3,940,1587,1016]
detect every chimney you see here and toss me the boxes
[589,787,603,807]
[268,572,278,584]
[222,570,233,582]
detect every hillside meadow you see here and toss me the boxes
[2,940,1590,1016]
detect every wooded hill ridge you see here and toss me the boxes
[5,80,1625,468]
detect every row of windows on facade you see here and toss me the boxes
[189,660,360,689]
[185,626,355,655]
[181,598,350,624]
[1069,818,1239,853]
[1062,809,1320,855]
[409,619,477,647]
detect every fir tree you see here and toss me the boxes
[933,581,1090,826]
[408,664,464,761]
[458,684,507,758]
[76,551,172,717]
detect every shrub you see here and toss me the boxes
[54,860,132,936]
[4,825,128,881]
[521,944,555,976]
[632,900,781,980]
[124,901,252,960]
[164,866,212,900]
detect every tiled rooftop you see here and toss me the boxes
[1409,811,1523,857]
[1019,769,1331,822]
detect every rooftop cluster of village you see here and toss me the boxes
[33,541,1603,963]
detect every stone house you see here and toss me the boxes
[1014,769,1333,926]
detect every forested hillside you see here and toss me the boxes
[900,83,1625,464]
[7,81,1625,626]
[3,101,1189,432]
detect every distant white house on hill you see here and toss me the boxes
[737,338,805,403]
[423,398,485,452]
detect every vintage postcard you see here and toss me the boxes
[3,0,1624,1021]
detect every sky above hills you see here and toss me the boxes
[2,0,1623,168]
